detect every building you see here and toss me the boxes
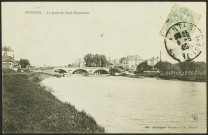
[2,55,15,69]
[121,55,144,71]
[2,55,21,70]
[146,57,160,67]
[2,46,21,71]
[108,58,123,68]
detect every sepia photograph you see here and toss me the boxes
[1,1,207,134]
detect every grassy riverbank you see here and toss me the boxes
[158,74,206,82]
[2,69,105,133]
[131,73,206,82]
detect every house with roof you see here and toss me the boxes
[121,55,144,71]
[2,54,21,71]
[2,55,15,69]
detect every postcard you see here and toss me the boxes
[2,1,206,134]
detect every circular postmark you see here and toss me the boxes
[164,22,204,62]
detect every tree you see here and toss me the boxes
[19,59,30,68]
[170,63,180,71]
[154,61,172,73]
[93,54,100,66]
[179,61,190,75]
[84,54,109,67]
[195,62,206,72]
[119,57,126,63]
[136,61,152,73]
[179,61,206,75]
[84,54,94,67]
[189,62,198,71]
[100,55,108,67]
[68,64,73,67]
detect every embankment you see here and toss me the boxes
[2,69,105,133]
[158,74,206,82]
[129,73,206,82]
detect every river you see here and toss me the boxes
[42,76,206,133]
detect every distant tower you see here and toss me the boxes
[160,50,162,62]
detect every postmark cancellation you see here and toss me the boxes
[159,3,201,38]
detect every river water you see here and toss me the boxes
[42,76,206,133]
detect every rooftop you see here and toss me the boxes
[125,55,143,61]
[2,55,15,62]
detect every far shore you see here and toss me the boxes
[140,74,206,82]
[37,69,206,82]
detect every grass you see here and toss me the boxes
[2,69,105,133]
[158,74,206,82]
[133,71,206,82]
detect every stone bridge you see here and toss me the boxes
[54,67,110,74]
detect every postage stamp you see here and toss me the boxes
[159,3,201,38]
[164,22,204,62]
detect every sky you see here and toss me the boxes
[2,2,206,67]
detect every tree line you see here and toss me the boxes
[84,54,109,67]
[136,61,206,75]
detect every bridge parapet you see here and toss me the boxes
[54,67,110,74]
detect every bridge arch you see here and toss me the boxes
[94,69,109,74]
[72,69,88,74]
[54,69,67,73]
